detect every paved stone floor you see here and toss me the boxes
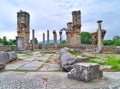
[5,50,61,71]
[0,50,120,89]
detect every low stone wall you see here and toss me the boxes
[0,45,16,51]
[39,44,115,52]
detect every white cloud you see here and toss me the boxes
[0,0,120,41]
[0,31,17,40]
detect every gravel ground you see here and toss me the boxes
[0,72,120,89]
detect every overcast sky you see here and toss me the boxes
[0,0,120,41]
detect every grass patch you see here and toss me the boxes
[89,59,105,65]
[89,56,120,71]
[105,56,120,71]
[37,60,44,62]
[70,51,81,56]
[23,54,33,57]
[40,51,56,54]
[45,60,49,63]
[12,69,36,72]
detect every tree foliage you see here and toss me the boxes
[0,36,16,45]
[104,35,120,46]
[60,40,67,45]
[81,32,92,44]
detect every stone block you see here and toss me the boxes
[68,63,103,82]
[0,52,17,64]
[114,46,120,53]
[0,62,5,70]
[60,48,89,72]
[7,51,17,62]
[0,52,9,64]
[60,48,75,71]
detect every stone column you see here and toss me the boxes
[47,30,49,49]
[16,36,24,51]
[59,31,62,44]
[97,20,103,53]
[53,30,57,48]
[42,33,45,49]
[32,29,35,50]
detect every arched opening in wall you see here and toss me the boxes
[59,30,67,45]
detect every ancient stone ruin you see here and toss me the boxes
[16,10,30,50]
[60,10,81,46]
[92,29,106,45]
[92,20,106,53]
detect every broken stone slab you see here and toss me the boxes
[81,52,94,58]
[0,51,17,64]
[60,48,74,71]
[68,63,103,82]
[114,46,120,53]
[0,62,5,70]
[0,52,9,64]
[60,48,89,72]
[76,56,89,62]
[7,51,17,62]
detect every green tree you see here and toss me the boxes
[0,38,3,43]
[104,35,120,46]
[60,40,67,45]
[113,35,120,40]
[8,39,16,45]
[3,36,8,45]
[81,32,92,44]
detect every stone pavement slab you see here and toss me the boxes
[5,60,30,70]
[39,63,60,71]
[35,57,49,62]
[18,61,44,71]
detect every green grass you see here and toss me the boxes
[37,60,44,62]
[89,56,120,71]
[40,51,56,54]
[105,56,120,71]
[70,51,81,56]
[25,54,33,56]
[89,59,105,65]
[45,60,49,63]
[12,69,36,72]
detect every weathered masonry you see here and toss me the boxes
[16,10,30,50]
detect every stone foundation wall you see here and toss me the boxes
[0,45,16,51]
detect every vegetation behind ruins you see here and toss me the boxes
[81,32,120,46]
[1,32,120,46]
[0,36,16,45]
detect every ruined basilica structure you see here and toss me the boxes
[60,10,81,46]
